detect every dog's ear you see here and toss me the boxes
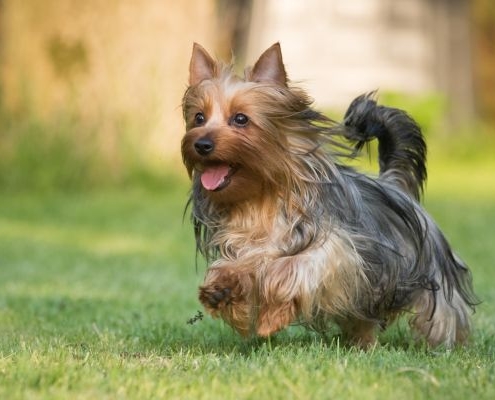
[250,42,287,86]
[189,43,216,86]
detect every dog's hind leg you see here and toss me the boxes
[410,286,472,348]
[410,292,470,348]
[336,317,378,349]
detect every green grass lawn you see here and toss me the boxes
[1,161,494,399]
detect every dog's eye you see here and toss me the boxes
[194,112,206,126]
[232,113,249,127]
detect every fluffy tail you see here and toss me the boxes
[342,93,427,200]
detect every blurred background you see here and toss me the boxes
[0,0,494,192]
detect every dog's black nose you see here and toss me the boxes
[194,137,214,156]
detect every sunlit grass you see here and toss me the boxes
[1,161,494,399]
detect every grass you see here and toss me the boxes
[1,153,495,399]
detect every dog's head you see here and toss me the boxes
[181,43,324,205]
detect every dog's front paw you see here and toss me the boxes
[199,285,233,310]
[198,266,254,336]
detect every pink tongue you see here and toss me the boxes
[200,165,230,191]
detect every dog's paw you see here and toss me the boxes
[199,285,233,309]
[199,267,249,312]
[198,267,255,336]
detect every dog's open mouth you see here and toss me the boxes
[200,164,237,191]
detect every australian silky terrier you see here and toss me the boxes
[181,42,478,348]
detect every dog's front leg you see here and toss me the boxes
[256,256,305,337]
[199,263,255,336]
[257,297,298,337]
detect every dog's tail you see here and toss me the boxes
[342,92,427,200]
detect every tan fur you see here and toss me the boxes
[184,44,379,345]
[182,43,477,349]
[410,272,472,347]
[198,193,371,339]
[199,264,255,336]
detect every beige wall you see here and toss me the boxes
[0,0,216,162]
[0,0,474,168]
[247,0,473,122]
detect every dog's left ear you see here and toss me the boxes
[250,42,287,86]
[189,43,217,86]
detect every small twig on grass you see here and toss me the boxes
[186,310,204,325]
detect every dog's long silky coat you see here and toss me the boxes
[181,43,478,348]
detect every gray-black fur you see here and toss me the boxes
[185,90,478,345]
[332,93,478,321]
[343,92,427,200]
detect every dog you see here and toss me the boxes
[181,42,478,348]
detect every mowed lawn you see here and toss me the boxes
[0,158,494,399]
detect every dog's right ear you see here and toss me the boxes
[189,43,216,86]
[250,42,287,86]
